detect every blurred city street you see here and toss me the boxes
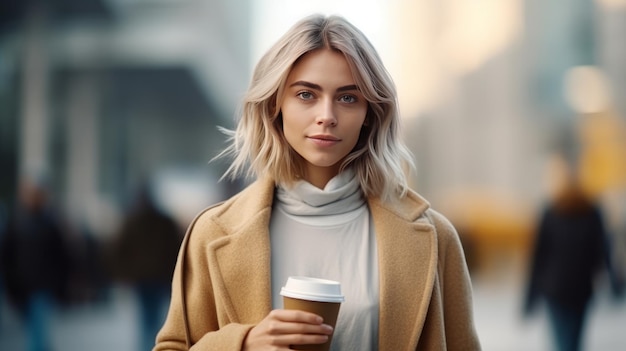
[0,286,141,351]
[1,0,626,351]
[472,277,626,351]
[1,279,625,351]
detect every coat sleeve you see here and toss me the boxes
[153,210,255,351]
[430,210,482,350]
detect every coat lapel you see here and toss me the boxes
[203,179,438,349]
[205,178,276,324]
[370,193,438,350]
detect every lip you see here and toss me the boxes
[308,134,340,141]
[307,134,341,146]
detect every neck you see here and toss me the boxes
[303,165,341,190]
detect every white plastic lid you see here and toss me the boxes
[280,276,345,303]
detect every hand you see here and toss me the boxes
[243,309,334,350]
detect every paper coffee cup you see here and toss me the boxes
[280,276,344,351]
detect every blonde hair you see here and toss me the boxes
[219,14,415,202]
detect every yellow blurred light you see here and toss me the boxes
[577,111,626,196]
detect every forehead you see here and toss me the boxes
[286,48,356,86]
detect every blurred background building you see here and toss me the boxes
[0,0,625,350]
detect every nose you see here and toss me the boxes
[315,99,337,126]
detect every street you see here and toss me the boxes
[1,281,625,351]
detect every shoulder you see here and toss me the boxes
[425,208,459,242]
[368,188,430,222]
[425,208,458,239]
[201,177,275,217]
[185,178,276,239]
[370,189,460,239]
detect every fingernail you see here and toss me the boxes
[323,324,334,332]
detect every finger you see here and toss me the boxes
[270,309,325,324]
[273,332,330,347]
[266,320,334,337]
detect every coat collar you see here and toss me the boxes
[207,178,437,348]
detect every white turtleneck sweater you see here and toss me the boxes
[270,170,379,351]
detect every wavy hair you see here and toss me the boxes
[218,14,415,202]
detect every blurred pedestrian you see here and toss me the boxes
[154,14,480,350]
[524,163,623,351]
[110,183,182,351]
[0,175,72,351]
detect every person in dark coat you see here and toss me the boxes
[524,166,622,351]
[0,175,71,351]
[110,183,183,351]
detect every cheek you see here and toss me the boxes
[279,101,297,128]
[281,111,296,133]
[349,110,368,135]
[281,101,310,129]
[280,110,303,145]
[350,124,366,145]
[348,114,368,146]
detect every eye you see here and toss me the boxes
[339,95,357,103]
[296,91,314,100]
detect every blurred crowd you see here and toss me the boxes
[0,174,184,351]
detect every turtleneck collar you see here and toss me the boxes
[275,169,365,217]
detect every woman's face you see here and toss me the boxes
[280,48,368,188]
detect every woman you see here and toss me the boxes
[154,14,481,350]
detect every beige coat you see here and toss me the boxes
[154,178,481,350]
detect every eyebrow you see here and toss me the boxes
[289,80,359,93]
